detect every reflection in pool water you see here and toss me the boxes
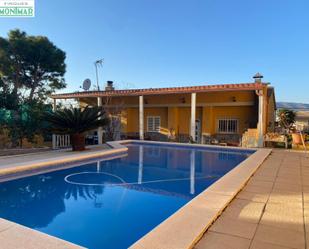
[0,143,253,249]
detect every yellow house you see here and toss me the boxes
[51,73,276,147]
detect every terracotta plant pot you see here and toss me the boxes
[71,133,85,151]
[292,133,302,145]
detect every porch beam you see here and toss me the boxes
[190,93,196,141]
[100,101,254,109]
[139,95,144,140]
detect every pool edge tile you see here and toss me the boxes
[129,147,271,249]
[0,220,85,249]
[0,140,270,249]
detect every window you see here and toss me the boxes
[217,118,238,134]
[147,116,161,132]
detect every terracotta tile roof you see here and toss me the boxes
[51,82,267,99]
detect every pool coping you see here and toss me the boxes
[0,140,271,249]
[0,142,128,249]
[126,141,271,249]
[0,143,128,181]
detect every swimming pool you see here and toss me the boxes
[0,142,253,249]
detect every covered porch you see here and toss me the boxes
[51,81,271,148]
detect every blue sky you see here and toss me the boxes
[1,0,309,103]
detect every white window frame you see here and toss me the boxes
[217,118,239,134]
[147,116,161,132]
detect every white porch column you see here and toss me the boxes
[138,146,143,184]
[257,90,264,147]
[97,97,103,145]
[190,93,196,141]
[139,96,144,140]
[52,98,57,149]
[190,150,195,195]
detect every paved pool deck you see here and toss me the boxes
[0,144,115,183]
[195,150,309,249]
[0,144,111,170]
[1,142,308,249]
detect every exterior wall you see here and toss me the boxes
[202,106,256,135]
[125,105,253,136]
[197,91,255,104]
[126,107,168,134]
[170,107,200,136]
[126,108,139,133]
[79,91,255,107]
[167,107,179,131]
[263,86,268,135]
[266,89,276,132]
[258,85,276,135]
[177,108,191,134]
[77,90,264,139]
[202,107,214,134]
[144,108,168,134]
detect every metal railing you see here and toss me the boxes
[52,134,71,149]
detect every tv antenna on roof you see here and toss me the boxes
[94,59,104,91]
[82,79,91,91]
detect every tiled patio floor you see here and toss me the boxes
[195,150,309,249]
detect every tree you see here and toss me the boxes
[0,29,66,103]
[44,106,109,151]
[0,29,67,148]
[278,108,296,132]
[102,93,125,141]
[10,102,51,147]
[0,101,51,147]
[0,78,19,110]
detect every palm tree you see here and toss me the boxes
[44,106,109,151]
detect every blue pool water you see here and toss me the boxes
[0,143,253,249]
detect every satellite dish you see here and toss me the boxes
[82,79,91,91]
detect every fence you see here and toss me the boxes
[52,134,70,149]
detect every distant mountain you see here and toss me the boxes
[277,102,309,111]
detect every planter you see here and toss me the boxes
[292,133,302,145]
[71,133,85,151]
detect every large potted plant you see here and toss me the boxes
[45,106,109,151]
